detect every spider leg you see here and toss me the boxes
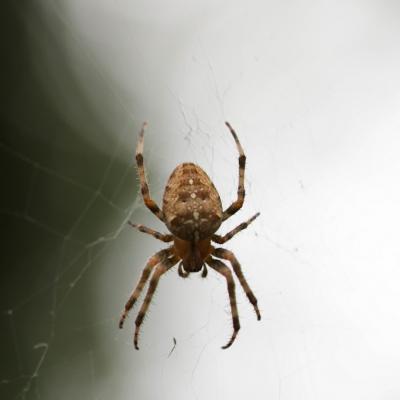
[222,122,246,221]
[136,122,165,222]
[119,247,172,329]
[206,256,240,349]
[128,221,173,242]
[212,212,260,244]
[134,255,179,349]
[213,248,261,320]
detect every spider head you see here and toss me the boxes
[174,237,212,273]
[182,245,203,272]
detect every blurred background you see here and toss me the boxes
[1,0,400,399]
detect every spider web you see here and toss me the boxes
[3,1,400,400]
[2,3,146,399]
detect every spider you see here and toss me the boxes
[119,121,261,349]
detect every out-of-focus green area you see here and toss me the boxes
[0,2,142,399]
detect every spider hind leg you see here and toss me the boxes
[222,122,246,221]
[136,122,166,222]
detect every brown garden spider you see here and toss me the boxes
[119,122,261,349]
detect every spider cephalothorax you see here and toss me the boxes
[119,121,261,349]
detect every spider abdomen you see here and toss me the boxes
[163,163,222,241]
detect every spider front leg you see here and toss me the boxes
[119,248,172,329]
[212,212,260,244]
[213,248,261,320]
[136,122,166,222]
[128,221,173,242]
[134,255,179,349]
[223,122,246,221]
[206,257,240,349]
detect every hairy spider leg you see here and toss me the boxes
[213,248,261,320]
[206,256,240,349]
[134,255,179,349]
[119,248,172,329]
[136,122,166,222]
[222,122,246,221]
[128,221,173,242]
[212,212,260,244]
